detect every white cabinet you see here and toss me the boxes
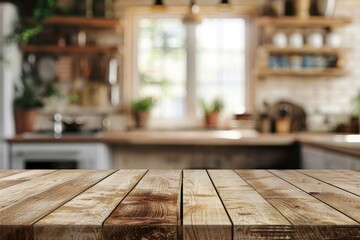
[11,143,111,169]
[301,145,359,170]
[301,145,326,169]
[0,142,8,169]
[325,151,355,169]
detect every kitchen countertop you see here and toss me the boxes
[0,169,359,239]
[8,130,295,145]
[7,131,360,157]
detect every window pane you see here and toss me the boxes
[196,18,246,115]
[137,18,186,119]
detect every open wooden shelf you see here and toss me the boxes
[258,68,347,78]
[261,45,348,55]
[26,16,120,29]
[20,45,119,53]
[257,17,352,27]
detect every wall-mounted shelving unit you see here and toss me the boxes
[256,17,352,79]
[21,13,122,114]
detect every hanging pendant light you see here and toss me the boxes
[152,0,166,10]
[218,0,232,10]
[154,0,164,6]
[183,0,202,24]
[220,0,230,4]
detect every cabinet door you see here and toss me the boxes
[301,145,325,169]
[356,160,360,170]
[324,151,354,169]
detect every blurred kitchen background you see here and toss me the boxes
[0,0,359,170]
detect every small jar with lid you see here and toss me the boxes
[272,31,288,48]
[307,29,324,48]
[326,31,342,48]
[289,31,304,48]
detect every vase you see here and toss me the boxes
[14,108,37,134]
[317,0,336,17]
[295,0,311,19]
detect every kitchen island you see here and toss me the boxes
[7,131,360,169]
[0,169,359,239]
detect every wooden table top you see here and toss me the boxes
[0,170,359,240]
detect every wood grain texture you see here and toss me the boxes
[0,170,88,213]
[103,170,182,240]
[300,170,360,196]
[208,170,293,240]
[183,170,232,240]
[34,169,146,240]
[0,170,55,190]
[0,170,25,179]
[0,170,359,240]
[0,170,114,240]
[236,170,359,240]
[270,170,360,223]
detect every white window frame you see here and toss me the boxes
[123,6,256,129]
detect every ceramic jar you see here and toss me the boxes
[289,31,304,48]
[272,32,288,48]
[318,0,336,17]
[326,32,341,48]
[307,30,324,48]
[295,0,310,19]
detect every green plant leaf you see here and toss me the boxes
[131,97,156,112]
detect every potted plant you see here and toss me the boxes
[14,76,58,133]
[7,0,56,45]
[131,97,156,128]
[200,98,224,129]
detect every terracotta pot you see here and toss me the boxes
[14,108,37,134]
[133,111,150,128]
[204,112,219,129]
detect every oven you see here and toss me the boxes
[10,143,111,169]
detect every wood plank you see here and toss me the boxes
[300,170,360,196]
[45,16,120,29]
[0,170,114,240]
[257,17,352,27]
[0,170,56,190]
[236,170,360,239]
[183,170,232,240]
[103,170,182,240]
[34,170,146,240]
[25,16,120,29]
[0,170,25,179]
[0,170,88,212]
[20,45,119,54]
[258,68,347,78]
[261,45,349,55]
[208,170,293,240]
[270,170,360,223]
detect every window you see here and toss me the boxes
[134,13,247,126]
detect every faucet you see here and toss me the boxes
[54,113,63,137]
